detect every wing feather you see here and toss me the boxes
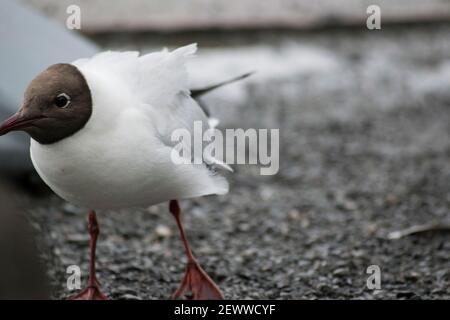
[72,44,231,172]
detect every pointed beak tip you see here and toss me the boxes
[0,118,15,136]
[0,113,25,136]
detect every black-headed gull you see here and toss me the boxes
[0,44,249,300]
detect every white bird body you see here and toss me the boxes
[30,44,229,209]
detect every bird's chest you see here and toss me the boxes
[30,137,110,191]
[29,133,162,208]
[32,130,104,170]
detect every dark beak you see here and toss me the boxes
[0,111,44,136]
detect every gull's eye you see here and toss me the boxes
[54,93,71,108]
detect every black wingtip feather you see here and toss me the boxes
[190,71,255,99]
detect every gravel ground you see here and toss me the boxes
[26,24,450,299]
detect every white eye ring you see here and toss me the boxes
[55,93,71,108]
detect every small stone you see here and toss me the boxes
[198,245,213,254]
[62,203,84,215]
[300,217,310,229]
[242,248,257,258]
[338,199,357,211]
[333,268,348,276]
[238,223,251,232]
[66,234,89,243]
[288,209,300,220]
[260,187,275,201]
[119,294,142,300]
[351,249,365,258]
[385,194,399,206]
[147,205,160,215]
[155,224,172,238]
[404,271,420,281]
[279,222,289,235]
[365,223,378,236]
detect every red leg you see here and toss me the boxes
[68,210,108,300]
[169,200,224,300]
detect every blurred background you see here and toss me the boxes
[0,0,449,299]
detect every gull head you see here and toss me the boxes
[0,64,92,144]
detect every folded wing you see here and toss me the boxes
[73,44,231,172]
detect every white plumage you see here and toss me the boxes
[30,44,230,209]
